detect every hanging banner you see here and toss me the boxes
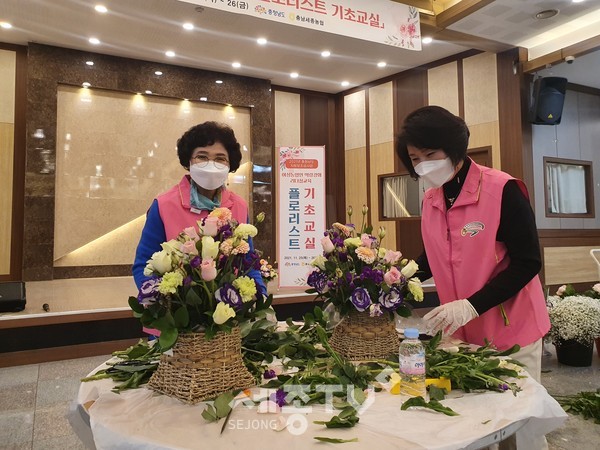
[276,146,326,288]
[183,0,421,50]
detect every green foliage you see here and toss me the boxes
[314,437,359,443]
[553,389,600,423]
[401,396,459,416]
[314,407,360,428]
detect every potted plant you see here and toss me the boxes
[547,289,600,366]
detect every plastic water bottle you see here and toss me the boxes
[399,328,426,397]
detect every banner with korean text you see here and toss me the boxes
[183,0,421,50]
[277,146,326,288]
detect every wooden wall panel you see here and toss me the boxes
[427,62,460,115]
[274,91,301,147]
[345,147,368,218]
[368,82,393,146]
[544,246,599,285]
[344,91,366,150]
[369,142,397,246]
[0,123,14,275]
[463,53,499,126]
[468,121,501,168]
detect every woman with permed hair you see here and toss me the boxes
[396,106,550,387]
[133,121,265,296]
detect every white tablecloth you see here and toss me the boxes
[75,364,567,450]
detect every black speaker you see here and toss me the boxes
[0,282,26,312]
[529,77,568,125]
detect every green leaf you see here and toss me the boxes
[128,296,144,314]
[214,391,235,418]
[314,437,358,444]
[313,407,359,428]
[186,288,203,306]
[428,385,447,401]
[401,396,459,416]
[201,404,218,422]
[173,306,189,329]
[158,327,178,350]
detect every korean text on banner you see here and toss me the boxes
[182,0,421,50]
[277,146,326,288]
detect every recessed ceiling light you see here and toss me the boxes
[535,9,559,20]
[200,97,208,101]
[82,82,91,87]
[232,62,241,68]
[154,70,163,76]
[321,50,331,57]
[145,90,152,94]
[165,50,175,57]
[257,37,267,45]
[572,0,585,3]
[0,22,13,29]
[182,22,194,30]
[85,61,94,66]
[89,37,101,45]
[216,80,223,84]
[341,81,350,87]
[422,37,433,44]
[290,72,299,78]
[377,61,387,68]
[94,5,108,14]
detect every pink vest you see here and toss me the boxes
[421,161,550,350]
[156,175,248,240]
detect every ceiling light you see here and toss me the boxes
[257,37,267,45]
[89,37,101,45]
[145,90,152,94]
[535,9,559,20]
[200,97,208,101]
[290,72,299,78]
[182,22,194,30]
[82,82,91,87]
[94,5,108,14]
[377,61,387,68]
[321,50,331,57]
[341,81,350,87]
[154,70,163,76]
[85,61,94,66]
[165,50,175,57]
[0,22,12,29]
[232,62,241,68]
[422,37,433,44]
[572,0,585,3]
[216,80,223,84]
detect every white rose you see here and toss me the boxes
[146,250,172,275]
[201,236,220,260]
[311,255,327,270]
[593,283,600,294]
[213,302,236,325]
[161,239,181,254]
[401,260,419,278]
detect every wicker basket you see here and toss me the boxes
[329,309,400,360]
[147,327,255,404]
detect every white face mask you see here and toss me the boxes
[414,157,455,188]
[189,162,230,190]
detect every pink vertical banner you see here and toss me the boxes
[276,146,326,288]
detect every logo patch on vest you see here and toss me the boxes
[461,221,485,237]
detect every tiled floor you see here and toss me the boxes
[0,345,598,449]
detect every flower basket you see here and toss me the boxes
[328,309,400,360]
[147,327,254,404]
[554,339,594,367]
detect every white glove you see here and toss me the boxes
[422,299,478,336]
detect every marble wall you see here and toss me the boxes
[24,43,272,281]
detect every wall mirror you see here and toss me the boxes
[543,156,594,217]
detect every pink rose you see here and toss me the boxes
[184,227,199,240]
[181,240,198,255]
[202,216,219,237]
[321,236,335,254]
[556,285,566,296]
[383,266,402,286]
[201,259,217,281]
[360,234,374,248]
[383,250,402,264]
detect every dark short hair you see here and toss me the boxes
[395,106,470,179]
[177,121,242,172]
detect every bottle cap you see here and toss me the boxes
[404,328,419,339]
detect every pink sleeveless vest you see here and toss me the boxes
[421,161,550,350]
[156,175,248,240]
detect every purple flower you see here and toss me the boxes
[360,267,384,284]
[190,256,201,269]
[350,287,372,312]
[220,224,233,239]
[307,270,327,294]
[137,278,160,305]
[499,383,509,391]
[369,304,383,317]
[270,388,287,407]
[183,276,193,286]
[379,286,404,310]
[215,283,243,310]
[263,369,276,379]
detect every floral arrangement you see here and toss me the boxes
[555,283,600,299]
[307,206,423,318]
[259,258,278,282]
[546,294,600,346]
[129,208,274,349]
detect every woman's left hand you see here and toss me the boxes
[423,299,478,335]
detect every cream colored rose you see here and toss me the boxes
[161,239,181,254]
[401,260,419,278]
[213,302,236,325]
[201,236,220,260]
[343,237,362,248]
[145,249,172,275]
[311,255,327,270]
[408,278,424,301]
